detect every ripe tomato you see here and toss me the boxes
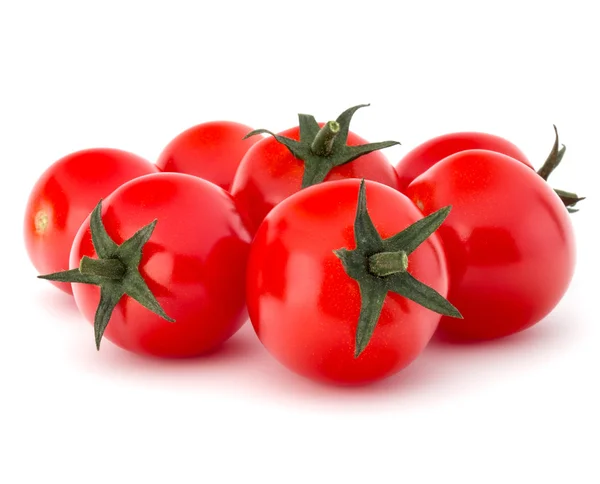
[395,132,532,191]
[246,179,460,385]
[231,105,400,235]
[41,173,251,357]
[406,150,575,340]
[156,120,261,192]
[25,148,158,294]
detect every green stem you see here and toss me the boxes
[79,256,126,280]
[310,121,340,156]
[368,251,409,277]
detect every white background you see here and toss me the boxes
[1,1,598,483]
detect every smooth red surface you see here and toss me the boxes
[246,179,449,384]
[406,150,575,340]
[231,126,400,235]
[70,173,251,357]
[396,132,532,192]
[156,121,260,191]
[24,148,158,294]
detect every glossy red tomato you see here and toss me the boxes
[156,121,261,191]
[406,150,575,340]
[396,132,532,191]
[65,173,251,357]
[24,148,158,294]
[247,179,454,384]
[231,125,400,235]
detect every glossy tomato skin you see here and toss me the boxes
[25,149,158,294]
[406,150,575,340]
[396,132,532,192]
[156,121,261,192]
[70,173,251,357]
[231,126,400,235]
[247,179,449,384]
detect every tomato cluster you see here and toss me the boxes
[25,106,582,385]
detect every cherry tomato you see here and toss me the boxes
[395,132,532,191]
[246,179,459,384]
[42,173,251,357]
[24,148,158,294]
[156,121,261,192]
[231,105,400,235]
[406,150,575,340]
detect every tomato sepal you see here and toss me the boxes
[245,104,400,188]
[554,189,585,213]
[38,201,175,349]
[333,180,461,358]
[536,125,585,211]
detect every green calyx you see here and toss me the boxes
[244,104,400,188]
[537,125,585,213]
[334,180,462,358]
[38,202,174,350]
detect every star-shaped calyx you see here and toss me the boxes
[245,104,400,188]
[536,125,585,213]
[39,202,174,349]
[334,180,462,358]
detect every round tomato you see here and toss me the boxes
[231,105,400,235]
[406,149,575,340]
[156,120,261,191]
[24,148,158,294]
[40,173,251,357]
[246,179,460,384]
[395,131,532,191]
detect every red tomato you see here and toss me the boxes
[156,121,261,192]
[406,150,575,340]
[24,148,158,294]
[231,108,400,235]
[246,179,456,384]
[45,173,251,357]
[396,132,532,191]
